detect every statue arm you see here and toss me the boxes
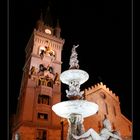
[72,129,92,139]
[113,134,122,140]
[107,132,122,140]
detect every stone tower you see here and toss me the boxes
[11,9,65,140]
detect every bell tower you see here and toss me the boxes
[12,9,65,140]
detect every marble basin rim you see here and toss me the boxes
[60,69,89,85]
[52,100,98,119]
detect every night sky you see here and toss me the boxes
[10,0,132,121]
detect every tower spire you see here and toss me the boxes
[44,6,53,27]
[56,18,60,28]
[35,9,44,30]
[40,9,43,21]
[54,18,61,38]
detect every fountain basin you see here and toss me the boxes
[60,69,89,85]
[52,100,98,119]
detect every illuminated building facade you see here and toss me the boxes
[11,11,132,140]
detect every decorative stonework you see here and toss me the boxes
[84,82,119,102]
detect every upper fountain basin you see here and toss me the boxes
[60,69,89,85]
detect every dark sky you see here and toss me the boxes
[10,0,132,121]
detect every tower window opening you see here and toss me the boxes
[112,122,116,130]
[36,129,46,140]
[38,95,50,105]
[37,113,48,120]
[98,121,102,131]
[113,106,116,116]
[105,103,108,115]
[128,125,131,132]
[39,46,46,55]
[47,80,53,88]
[38,78,47,86]
[100,92,106,99]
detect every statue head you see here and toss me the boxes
[103,118,112,131]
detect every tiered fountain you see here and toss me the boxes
[52,45,99,140]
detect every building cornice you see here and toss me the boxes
[34,29,65,47]
[85,82,119,102]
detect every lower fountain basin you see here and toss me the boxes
[52,100,98,119]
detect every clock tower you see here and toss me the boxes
[12,10,65,140]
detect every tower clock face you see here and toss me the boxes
[45,28,52,34]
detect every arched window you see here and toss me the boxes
[113,106,116,116]
[100,92,106,99]
[98,121,102,131]
[38,95,50,105]
[39,46,46,55]
[105,102,108,115]
[47,80,53,88]
[112,122,116,130]
[37,113,48,120]
[36,129,46,140]
[47,66,53,73]
[128,125,131,132]
[101,100,108,115]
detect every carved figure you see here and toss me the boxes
[40,49,46,59]
[66,80,84,98]
[67,114,85,140]
[54,73,60,84]
[45,46,50,52]
[30,66,36,75]
[72,118,122,140]
[38,64,47,73]
[69,45,79,69]
[46,64,53,73]
[45,46,55,58]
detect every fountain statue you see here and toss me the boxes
[72,118,122,140]
[52,45,99,140]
